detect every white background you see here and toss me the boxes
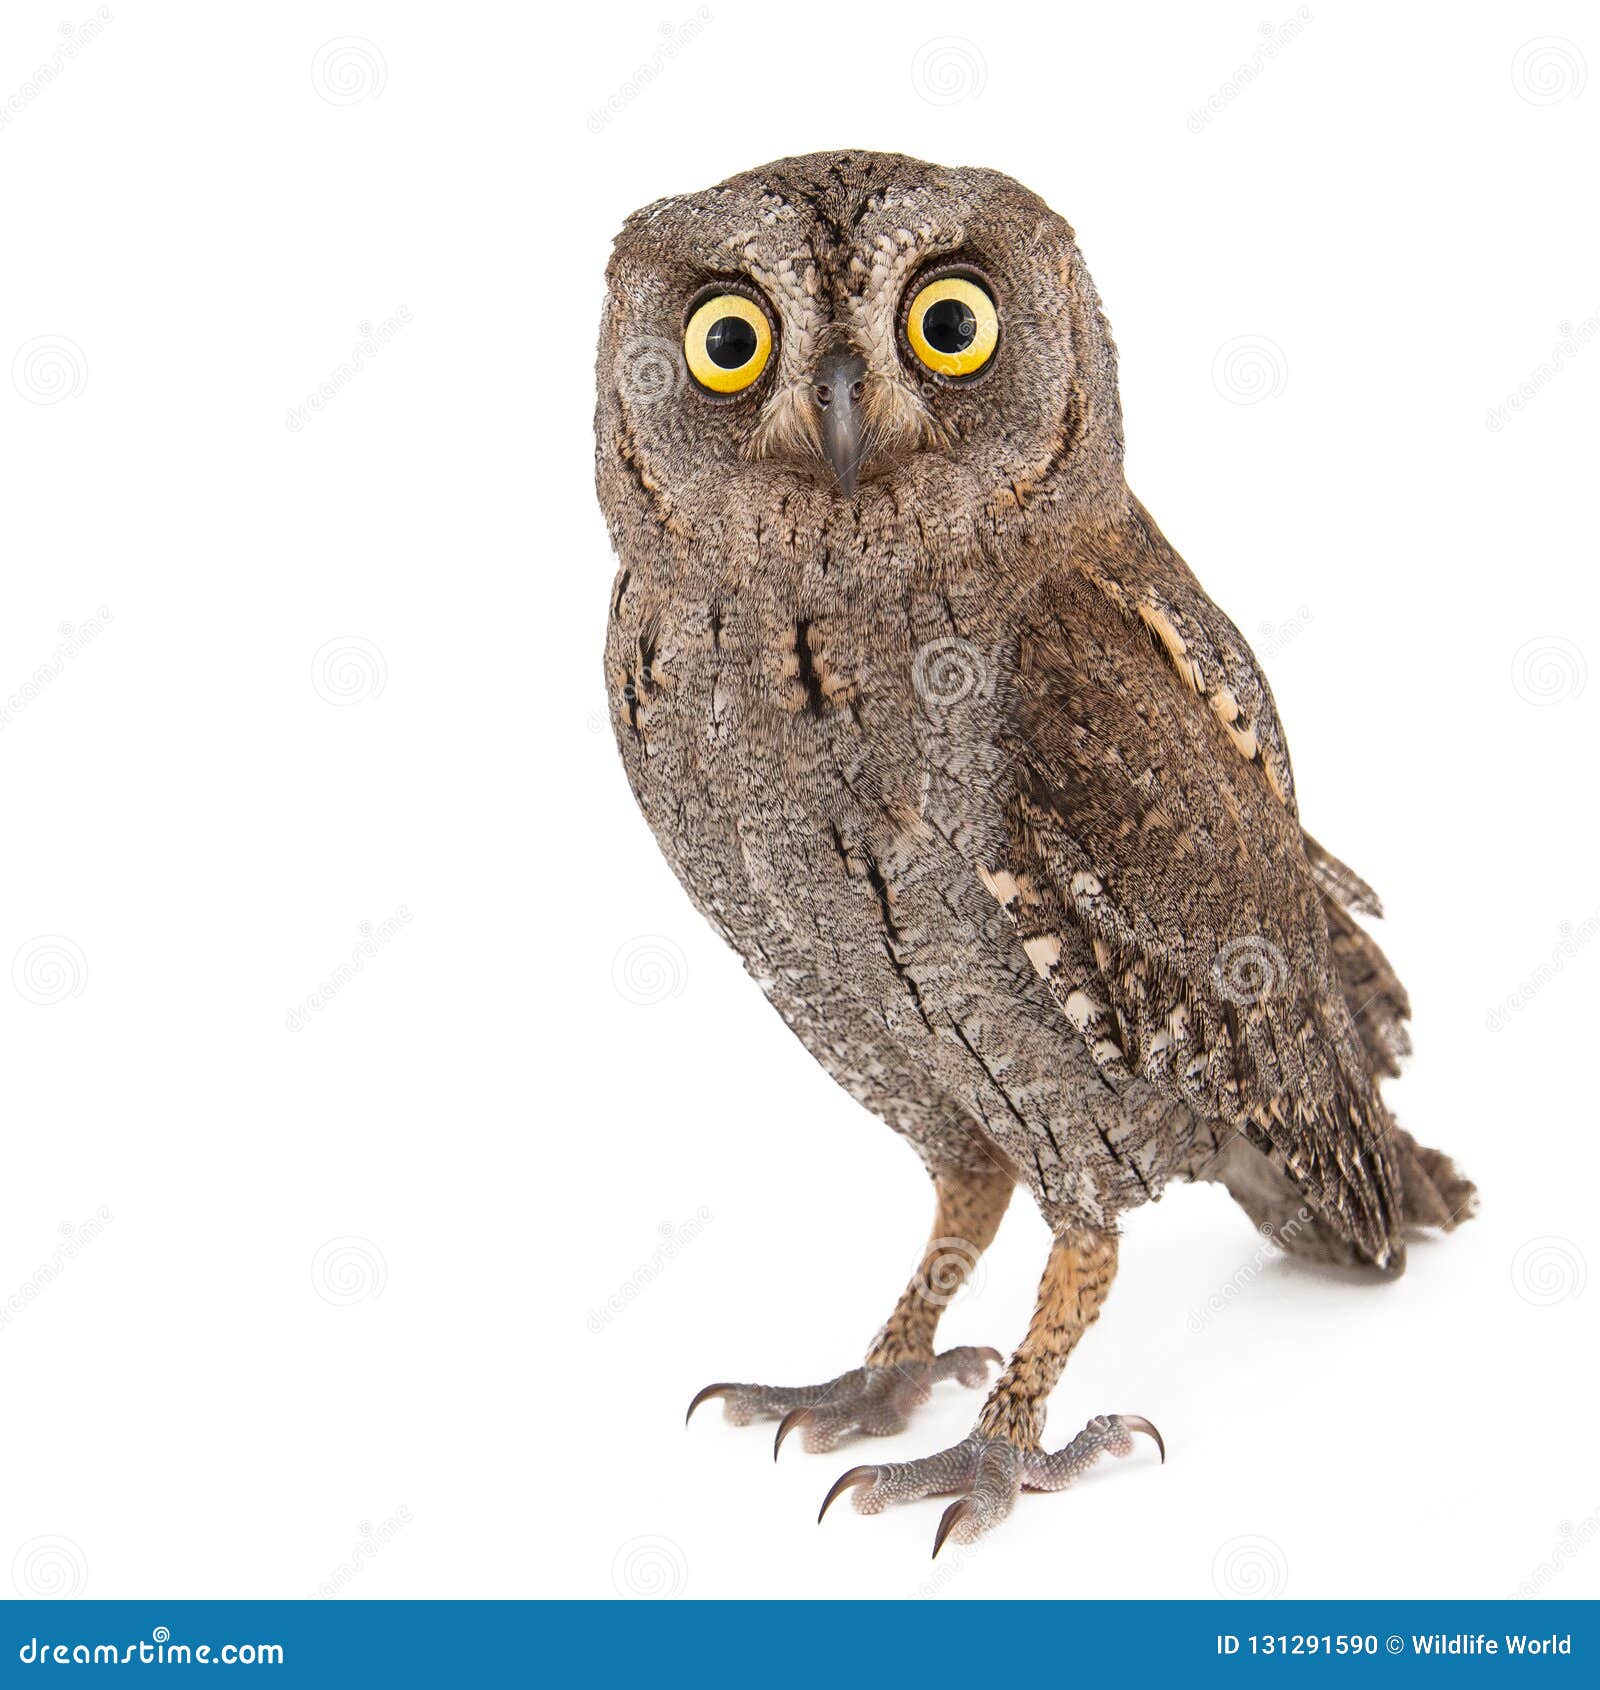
[2,0,1596,1603]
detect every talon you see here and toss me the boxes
[1120,1414,1166,1464]
[685,1383,736,1426]
[818,1465,875,1524]
[774,1406,812,1460]
[932,1496,975,1559]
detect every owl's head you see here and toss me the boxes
[597,151,1127,550]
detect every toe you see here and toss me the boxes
[1020,1412,1166,1493]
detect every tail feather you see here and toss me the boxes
[1208,835,1477,1264]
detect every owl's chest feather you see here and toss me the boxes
[605,570,1013,951]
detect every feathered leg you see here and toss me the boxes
[686,1159,1013,1455]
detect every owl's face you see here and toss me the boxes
[597,152,1124,546]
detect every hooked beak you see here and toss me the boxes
[811,352,866,497]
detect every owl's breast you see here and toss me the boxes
[604,563,1018,973]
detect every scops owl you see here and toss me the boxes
[595,151,1476,1553]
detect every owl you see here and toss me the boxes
[595,151,1475,1553]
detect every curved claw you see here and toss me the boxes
[818,1465,876,1524]
[685,1383,737,1426]
[774,1406,813,1460]
[932,1496,976,1560]
[1120,1414,1166,1464]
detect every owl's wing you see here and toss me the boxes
[989,522,1405,1268]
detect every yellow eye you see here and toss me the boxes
[904,275,999,379]
[683,293,773,394]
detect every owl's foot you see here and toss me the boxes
[818,1413,1164,1556]
[684,1346,1002,1457]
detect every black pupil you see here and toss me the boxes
[705,315,758,370]
[923,297,977,354]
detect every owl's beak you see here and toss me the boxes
[811,353,867,497]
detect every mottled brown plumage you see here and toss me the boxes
[596,150,1475,1549]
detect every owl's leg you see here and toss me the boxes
[685,1159,1013,1456]
[819,1228,1163,1554]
